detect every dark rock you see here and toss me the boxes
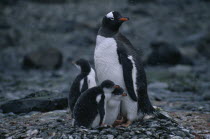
[0,0,19,5]
[180,104,196,111]
[0,19,11,30]
[116,135,124,139]
[122,132,130,138]
[0,29,21,48]
[29,0,72,4]
[147,41,193,65]
[106,134,114,139]
[0,90,67,114]
[173,131,186,137]
[202,91,210,101]
[202,0,210,2]
[197,32,210,59]
[154,96,162,101]
[128,0,157,4]
[179,56,194,65]
[23,90,53,99]
[22,48,63,70]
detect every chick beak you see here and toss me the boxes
[113,85,120,88]
[122,93,127,96]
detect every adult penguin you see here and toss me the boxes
[94,11,155,126]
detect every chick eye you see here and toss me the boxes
[110,17,114,20]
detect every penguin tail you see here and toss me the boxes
[138,106,177,124]
[153,109,178,124]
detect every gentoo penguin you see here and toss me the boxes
[73,80,125,128]
[94,11,155,126]
[68,59,96,116]
[105,86,127,125]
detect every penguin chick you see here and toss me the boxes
[105,87,127,125]
[73,80,123,128]
[68,59,96,116]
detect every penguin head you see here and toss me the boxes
[111,86,127,100]
[100,80,127,100]
[102,11,129,31]
[100,80,116,100]
[73,59,91,73]
[100,80,115,89]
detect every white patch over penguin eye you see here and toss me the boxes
[128,56,138,97]
[106,11,114,19]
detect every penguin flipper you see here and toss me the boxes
[117,49,138,101]
[97,94,106,125]
[69,78,80,113]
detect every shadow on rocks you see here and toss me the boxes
[146,41,193,66]
[197,31,210,59]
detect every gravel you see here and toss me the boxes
[0,110,195,139]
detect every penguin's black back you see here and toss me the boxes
[68,73,89,113]
[73,86,103,127]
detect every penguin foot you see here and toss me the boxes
[67,115,72,120]
[113,119,124,127]
[117,120,132,127]
[100,123,112,128]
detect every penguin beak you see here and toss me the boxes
[113,85,120,88]
[118,17,129,21]
[122,93,127,96]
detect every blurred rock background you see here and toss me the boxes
[0,0,210,138]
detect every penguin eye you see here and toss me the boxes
[109,17,114,20]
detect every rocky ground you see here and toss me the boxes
[0,0,210,138]
[1,63,209,138]
[0,110,195,139]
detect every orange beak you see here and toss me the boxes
[122,93,127,96]
[118,17,129,21]
[114,85,120,88]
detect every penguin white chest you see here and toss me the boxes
[95,35,139,122]
[94,35,125,87]
[105,98,121,125]
[87,68,97,88]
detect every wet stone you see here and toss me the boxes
[106,134,114,139]
[173,131,186,137]
[90,130,99,134]
[116,135,124,139]
[122,132,130,138]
